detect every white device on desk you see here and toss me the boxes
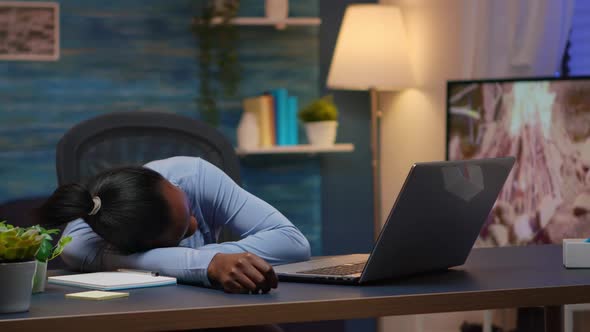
[48,271,176,290]
[563,239,590,268]
[275,157,516,285]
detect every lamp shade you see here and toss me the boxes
[327,5,413,91]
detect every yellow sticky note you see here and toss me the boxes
[65,290,129,300]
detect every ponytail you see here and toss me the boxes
[37,183,94,227]
[36,166,170,252]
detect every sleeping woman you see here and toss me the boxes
[37,156,311,293]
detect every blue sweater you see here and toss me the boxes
[61,156,311,286]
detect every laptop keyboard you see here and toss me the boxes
[298,262,366,276]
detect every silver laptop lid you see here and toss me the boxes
[359,157,515,283]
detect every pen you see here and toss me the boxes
[117,268,160,277]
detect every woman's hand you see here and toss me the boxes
[207,252,278,294]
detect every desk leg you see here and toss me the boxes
[545,305,564,332]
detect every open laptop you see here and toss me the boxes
[275,157,515,285]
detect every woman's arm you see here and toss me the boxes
[61,157,311,288]
[61,219,219,286]
[190,158,311,264]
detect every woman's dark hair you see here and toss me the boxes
[37,167,170,253]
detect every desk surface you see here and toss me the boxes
[1,245,590,331]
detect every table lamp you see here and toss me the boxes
[327,4,413,239]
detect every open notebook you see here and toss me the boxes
[48,272,177,291]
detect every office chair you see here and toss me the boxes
[56,111,241,243]
[56,111,240,185]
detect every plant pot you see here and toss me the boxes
[304,121,338,146]
[0,260,37,313]
[32,260,47,293]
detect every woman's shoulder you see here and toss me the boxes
[144,156,203,181]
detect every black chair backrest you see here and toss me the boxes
[56,111,241,186]
[56,111,242,246]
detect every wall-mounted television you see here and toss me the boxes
[447,77,590,247]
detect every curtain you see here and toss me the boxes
[461,0,575,78]
[570,0,590,74]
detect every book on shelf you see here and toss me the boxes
[264,93,277,146]
[240,88,301,149]
[270,88,289,146]
[242,95,275,147]
[287,95,299,145]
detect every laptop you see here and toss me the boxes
[275,157,515,285]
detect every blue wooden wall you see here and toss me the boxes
[0,0,322,254]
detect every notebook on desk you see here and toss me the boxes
[48,272,177,291]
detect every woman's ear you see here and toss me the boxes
[186,216,198,238]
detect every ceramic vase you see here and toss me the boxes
[237,111,260,149]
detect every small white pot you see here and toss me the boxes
[32,260,48,294]
[304,121,338,146]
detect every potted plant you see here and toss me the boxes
[298,95,339,146]
[192,0,241,126]
[0,221,44,313]
[0,221,72,313]
[32,226,72,293]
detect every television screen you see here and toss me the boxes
[447,77,590,247]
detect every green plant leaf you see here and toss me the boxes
[298,95,339,122]
[36,239,53,262]
[0,221,69,263]
[49,236,73,261]
[193,0,240,126]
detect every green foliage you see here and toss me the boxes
[0,221,44,263]
[0,221,72,263]
[32,225,72,263]
[298,95,339,122]
[49,236,73,261]
[192,0,241,126]
[36,239,53,262]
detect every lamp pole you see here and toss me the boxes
[326,4,413,240]
[370,87,382,240]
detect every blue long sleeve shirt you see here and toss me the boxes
[61,156,311,287]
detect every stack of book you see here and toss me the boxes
[242,88,299,147]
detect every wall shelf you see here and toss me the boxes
[195,17,321,29]
[236,143,354,156]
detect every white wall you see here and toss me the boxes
[379,0,463,223]
[377,0,514,331]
